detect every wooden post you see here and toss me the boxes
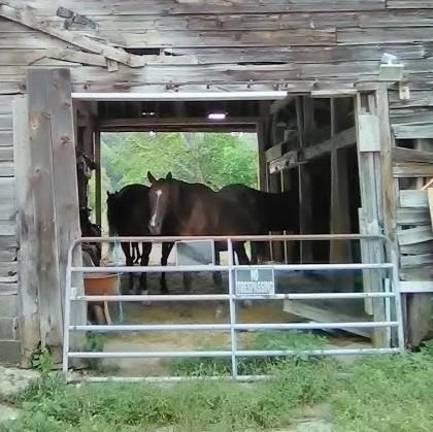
[355,91,388,347]
[27,68,85,360]
[256,121,267,191]
[13,95,41,366]
[94,130,102,227]
[297,96,313,262]
[330,98,353,264]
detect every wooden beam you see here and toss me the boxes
[398,226,433,246]
[265,142,284,162]
[400,190,428,208]
[27,69,63,353]
[13,95,40,366]
[48,69,84,318]
[303,127,355,160]
[401,253,433,268]
[27,68,85,360]
[393,162,433,178]
[46,48,107,67]
[256,121,267,191]
[297,96,313,262]
[400,281,433,294]
[269,150,298,174]
[98,117,258,132]
[0,4,145,68]
[393,123,433,139]
[392,147,433,164]
[329,99,352,265]
[94,131,102,227]
[355,92,388,347]
[269,127,356,173]
[396,207,430,226]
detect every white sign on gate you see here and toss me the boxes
[235,267,275,296]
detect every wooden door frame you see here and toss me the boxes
[354,85,396,347]
[14,68,85,365]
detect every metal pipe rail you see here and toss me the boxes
[73,292,395,302]
[63,234,404,382]
[69,347,400,359]
[71,321,398,332]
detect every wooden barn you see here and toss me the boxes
[0,0,433,366]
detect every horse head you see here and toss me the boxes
[147,171,173,235]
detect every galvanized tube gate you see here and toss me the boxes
[63,234,404,382]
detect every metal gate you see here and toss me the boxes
[63,234,404,382]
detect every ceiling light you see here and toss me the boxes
[208,112,226,120]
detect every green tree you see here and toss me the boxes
[101,132,258,190]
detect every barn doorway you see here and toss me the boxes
[17,69,394,371]
[73,91,387,353]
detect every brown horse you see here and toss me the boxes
[219,184,299,262]
[106,184,174,295]
[147,172,260,290]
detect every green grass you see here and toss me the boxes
[169,331,327,376]
[2,339,433,432]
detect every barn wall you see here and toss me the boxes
[0,2,433,94]
[1,1,433,359]
[0,95,20,364]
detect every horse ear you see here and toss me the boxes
[166,172,173,181]
[106,191,112,197]
[147,171,156,184]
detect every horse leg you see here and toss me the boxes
[235,241,251,265]
[138,242,152,306]
[138,243,151,295]
[212,244,223,290]
[212,245,225,319]
[251,241,257,265]
[160,242,173,294]
[121,242,134,293]
[234,242,253,310]
[131,242,138,264]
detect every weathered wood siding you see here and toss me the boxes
[0,95,20,364]
[0,1,433,94]
[1,0,433,354]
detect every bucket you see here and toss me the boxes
[84,272,120,296]
[84,273,123,324]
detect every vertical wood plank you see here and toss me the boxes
[27,68,85,359]
[13,95,40,366]
[330,98,353,264]
[355,92,388,347]
[27,69,63,354]
[256,121,267,191]
[48,69,85,326]
[94,131,102,227]
[297,96,313,262]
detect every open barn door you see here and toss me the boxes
[262,92,392,346]
[14,68,85,362]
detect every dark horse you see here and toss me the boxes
[147,172,260,290]
[219,184,299,263]
[106,184,173,295]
